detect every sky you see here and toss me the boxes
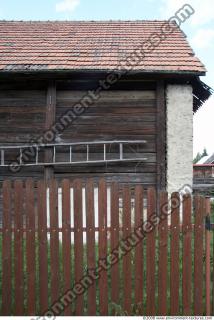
[0,0,213,157]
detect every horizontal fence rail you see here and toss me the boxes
[0,178,212,316]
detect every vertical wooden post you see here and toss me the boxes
[182,193,192,315]
[62,179,72,316]
[1,181,12,316]
[194,195,204,315]
[86,179,96,316]
[134,185,144,315]
[158,191,168,316]
[98,179,108,316]
[37,180,49,314]
[45,80,56,182]
[122,185,132,315]
[170,192,180,315]
[110,182,120,311]
[146,187,157,316]
[212,198,214,316]
[205,197,211,316]
[14,180,24,315]
[49,179,60,305]
[26,179,36,315]
[156,80,166,192]
[73,179,84,315]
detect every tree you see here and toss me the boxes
[193,152,202,164]
[202,147,208,157]
[193,147,208,164]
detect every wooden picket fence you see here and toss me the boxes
[0,178,212,316]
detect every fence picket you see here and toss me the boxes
[146,187,156,316]
[205,197,211,316]
[98,179,108,315]
[0,178,211,317]
[1,181,12,316]
[62,179,72,316]
[170,192,180,315]
[86,179,96,316]
[158,191,168,316]
[194,196,204,315]
[110,182,120,312]
[182,194,192,315]
[123,185,132,315]
[14,180,24,316]
[49,180,60,305]
[73,179,84,315]
[37,180,49,314]
[134,185,144,314]
[26,179,36,315]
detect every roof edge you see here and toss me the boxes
[0,19,170,23]
[192,77,213,113]
[0,69,206,76]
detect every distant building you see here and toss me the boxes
[193,154,214,195]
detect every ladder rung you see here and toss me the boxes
[53,146,56,163]
[20,148,23,165]
[36,147,39,164]
[70,146,72,163]
[120,143,123,160]
[1,150,4,166]
[104,144,106,161]
[87,145,89,162]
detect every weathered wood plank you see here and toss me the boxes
[170,192,180,316]
[182,194,192,315]
[57,90,156,103]
[61,179,72,316]
[1,180,12,316]
[37,180,49,314]
[123,185,132,315]
[14,180,24,316]
[26,179,36,316]
[110,182,120,310]
[134,185,144,314]
[146,187,156,316]
[44,81,56,181]
[194,196,204,315]
[156,80,166,191]
[158,191,168,316]
[98,179,108,316]
[73,179,84,315]
[49,179,60,305]
[86,179,96,316]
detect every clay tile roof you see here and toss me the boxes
[0,20,206,74]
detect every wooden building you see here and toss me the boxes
[0,21,212,191]
[194,154,214,195]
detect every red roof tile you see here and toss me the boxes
[0,20,206,74]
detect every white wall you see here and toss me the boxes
[166,84,193,194]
